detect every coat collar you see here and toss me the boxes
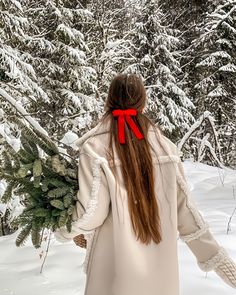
[75,118,110,150]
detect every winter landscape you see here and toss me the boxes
[0,0,236,294]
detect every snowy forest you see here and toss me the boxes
[0,0,236,294]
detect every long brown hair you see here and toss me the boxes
[100,73,163,245]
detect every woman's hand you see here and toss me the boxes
[73,234,87,248]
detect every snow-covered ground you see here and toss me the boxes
[0,160,236,295]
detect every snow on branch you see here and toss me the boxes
[213,5,236,30]
[177,111,224,167]
[0,88,48,136]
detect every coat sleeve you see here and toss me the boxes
[54,148,111,243]
[175,153,229,272]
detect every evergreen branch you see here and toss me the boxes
[15,224,32,247]
[1,180,15,203]
[12,116,58,156]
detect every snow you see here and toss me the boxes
[55,24,84,42]
[178,111,212,149]
[65,45,86,65]
[0,123,21,152]
[208,85,228,97]
[0,88,48,136]
[0,181,7,215]
[60,131,79,151]
[0,160,236,295]
[219,63,236,72]
[9,0,23,11]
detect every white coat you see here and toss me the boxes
[54,116,230,295]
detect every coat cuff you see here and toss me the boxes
[197,247,229,272]
[53,228,73,243]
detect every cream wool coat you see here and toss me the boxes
[55,117,230,295]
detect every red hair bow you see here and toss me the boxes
[112,108,144,144]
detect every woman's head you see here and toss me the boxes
[105,73,146,113]
[101,73,163,245]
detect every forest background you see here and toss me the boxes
[0,0,235,240]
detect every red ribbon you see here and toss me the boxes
[112,108,144,144]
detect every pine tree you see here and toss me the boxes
[0,0,47,104]
[0,0,37,235]
[129,0,195,140]
[22,0,99,136]
[0,0,100,138]
[86,0,135,101]
[192,1,236,167]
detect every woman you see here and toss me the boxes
[54,73,236,295]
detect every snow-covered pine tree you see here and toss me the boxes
[192,0,236,167]
[0,0,38,236]
[0,0,88,238]
[129,0,195,140]
[0,0,100,137]
[158,0,215,86]
[86,0,135,101]
[21,0,100,136]
[159,0,213,35]
[0,0,48,108]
